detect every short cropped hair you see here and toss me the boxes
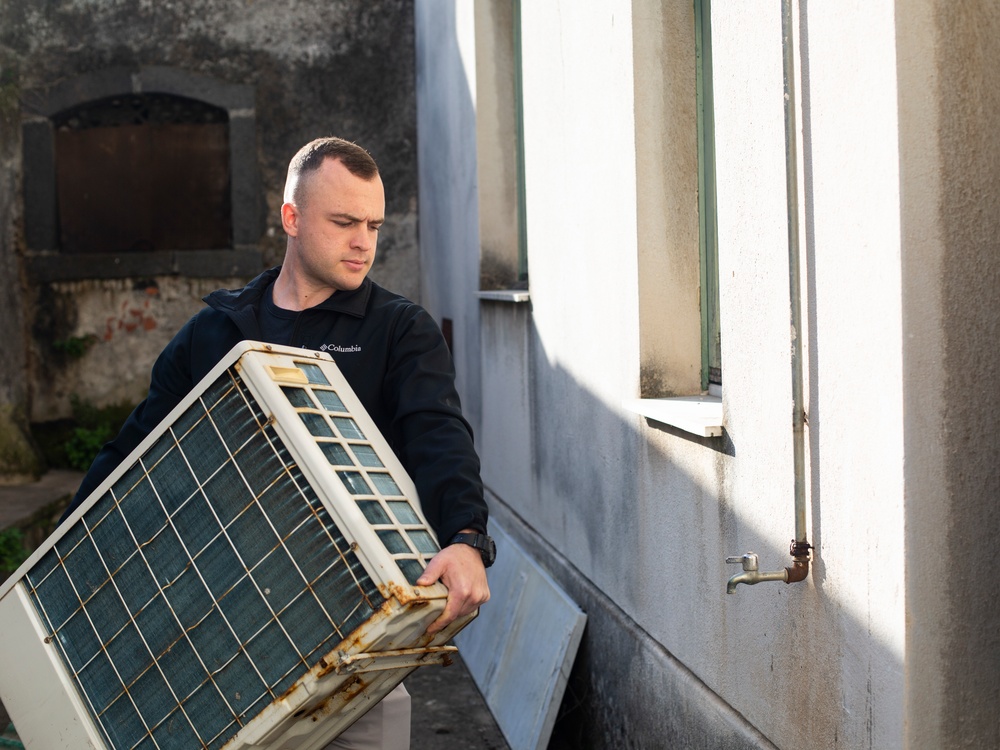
[284,136,380,204]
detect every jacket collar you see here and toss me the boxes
[204,266,373,319]
[310,275,372,318]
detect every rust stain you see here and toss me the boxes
[330,675,369,703]
[344,623,373,653]
[380,580,422,605]
[316,656,341,680]
[301,674,369,722]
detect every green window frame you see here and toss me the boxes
[695,0,721,390]
[513,0,529,283]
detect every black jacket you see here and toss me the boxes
[63,267,488,542]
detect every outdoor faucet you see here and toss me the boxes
[725,542,812,594]
[725,552,788,594]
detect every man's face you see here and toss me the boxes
[282,157,386,294]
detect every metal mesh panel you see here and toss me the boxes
[24,368,385,750]
[277,376,439,585]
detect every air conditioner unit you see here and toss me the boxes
[0,341,474,750]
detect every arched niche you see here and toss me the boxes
[22,67,261,281]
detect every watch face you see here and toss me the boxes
[482,536,497,567]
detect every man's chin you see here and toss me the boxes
[332,277,366,293]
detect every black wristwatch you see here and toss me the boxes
[448,532,496,568]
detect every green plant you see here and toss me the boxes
[65,423,114,471]
[63,396,131,470]
[51,334,98,359]
[65,395,116,470]
[30,396,135,471]
[70,395,135,430]
[0,528,29,576]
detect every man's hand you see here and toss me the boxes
[416,535,490,635]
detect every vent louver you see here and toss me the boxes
[0,342,473,750]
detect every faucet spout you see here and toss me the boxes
[726,566,788,594]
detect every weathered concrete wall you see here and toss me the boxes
[0,51,42,479]
[472,0,519,292]
[898,1,1000,747]
[27,277,240,420]
[0,0,418,422]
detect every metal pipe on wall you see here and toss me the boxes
[726,0,813,593]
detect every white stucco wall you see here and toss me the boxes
[417,0,1000,747]
[497,1,906,748]
[797,0,906,740]
[712,3,906,745]
[513,0,650,578]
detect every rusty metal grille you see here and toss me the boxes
[23,367,384,750]
[53,94,229,131]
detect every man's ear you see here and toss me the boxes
[280,202,299,237]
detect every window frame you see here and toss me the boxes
[695,0,721,392]
[512,0,529,284]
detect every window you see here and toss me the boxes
[474,0,529,297]
[624,0,723,436]
[695,0,722,391]
[512,0,528,286]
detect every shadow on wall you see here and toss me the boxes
[416,2,904,747]
[412,0,484,431]
[474,305,898,750]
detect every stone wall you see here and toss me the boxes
[0,0,418,424]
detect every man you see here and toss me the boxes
[63,137,493,749]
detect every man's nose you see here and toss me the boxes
[352,226,375,251]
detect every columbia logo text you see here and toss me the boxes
[319,344,362,353]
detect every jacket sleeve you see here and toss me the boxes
[382,306,489,543]
[59,316,199,522]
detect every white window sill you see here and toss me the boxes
[622,396,724,438]
[476,289,531,303]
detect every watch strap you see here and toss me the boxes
[448,532,496,567]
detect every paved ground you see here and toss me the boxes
[408,653,509,750]
[0,469,81,531]
[0,472,510,749]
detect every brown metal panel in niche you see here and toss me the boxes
[55,108,232,254]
